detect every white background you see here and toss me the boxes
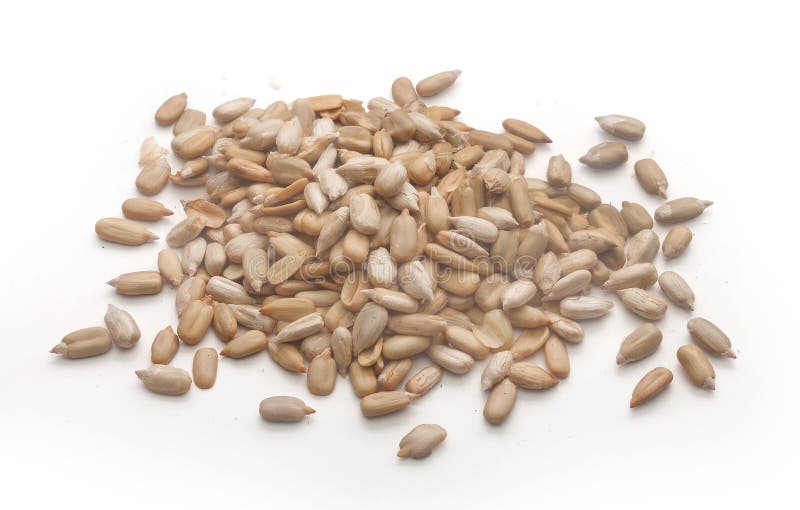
[1,1,798,508]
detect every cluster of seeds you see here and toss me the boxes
[52,69,735,459]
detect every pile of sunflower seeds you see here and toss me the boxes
[51,69,735,459]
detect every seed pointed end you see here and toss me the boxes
[702,200,714,207]
[657,187,668,199]
[106,278,119,288]
[630,397,640,408]
[723,349,737,359]
[397,447,411,458]
[703,377,716,390]
[135,369,147,380]
[50,342,66,354]
[303,405,316,415]
[615,353,627,365]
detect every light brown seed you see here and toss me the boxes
[181,237,207,277]
[95,217,159,246]
[398,260,436,303]
[559,296,614,320]
[176,276,206,316]
[361,288,418,314]
[122,198,173,221]
[397,424,447,459]
[388,314,448,337]
[135,365,192,396]
[224,232,269,264]
[405,365,442,396]
[630,367,673,408]
[436,230,489,259]
[107,271,163,296]
[307,350,337,396]
[174,109,206,135]
[206,276,256,305]
[481,351,514,391]
[655,197,714,224]
[579,141,628,169]
[155,92,187,125]
[378,358,413,391]
[50,327,112,359]
[273,313,325,344]
[150,326,179,365]
[508,362,559,390]
[544,336,570,378]
[501,279,538,311]
[136,158,171,196]
[212,303,238,342]
[602,263,659,291]
[261,298,317,322]
[688,317,735,358]
[568,229,620,253]
[616,323,663,365]
[350,362,379,397]
[103,304,140,349]
[177,296,214,345]
[483,378,517,425]
[449,216,498,243]
[221,330,268,358]
[301,330,331,361]
[259,396,315,422]
[662,225,693,259]
[620,201,654,234]
[617,288,668,320]
[468,130,514,153]
[546,312,584,343]
[543,270,592,301]
[213,97,256,123]
[567,183,602,210]
[415,70,461,97]
[352,303,389,354]
[510,327,550,360]
[360,391,417,417]
[267,341,306,373]
[166,216,205,248]
[634,159,668,198]
[595,114,646,141]
[558,249,598,276]
[658,271,695,310]
[172,126,217,160]
[626,229,660,265]
[230,304,275,332]
[155,249,183,287]
[382,335,431,360]
[427,344,474,374]
[330,327,353,376]
[677,344,716,390]
[193,348,218,389]
[546,154,572,188]
[502,118,552,143]
[391,77,418,105]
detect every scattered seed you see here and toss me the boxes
[136,365,192,396]
[687,317,735,358]
[595,114,646,141]
[630,367,672,408]
[579,142,628,169]
[397,424,447,459]
[616,323,663,365]
[677,345,716,390]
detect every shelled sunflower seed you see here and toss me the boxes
[54,69,736,457]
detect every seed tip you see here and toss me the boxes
[615,353,626,365]
[723,349,737,359]
[304,405,316,415]
[397,447,411,458]
[50,342,66,354]
[703,377,716,390]
[106,278,118,288]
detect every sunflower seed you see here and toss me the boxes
[543,270,592,301]
[50,327,112,359]
[483,378,516,425]
[172,126,217,159]
[307,350,337,396]
[602,263,659,291]
[634,159,668,198]
[107,271,163,296]
[687,317,735,358]
[220,330,268,358]
[352,303,388,354]
[658,271,695,310]
[390,209,418,262]
[149,326,178,365]
[182,237,207,277]
[415,70,461,97]
[378,359,413,391]
[259,396,315,422]
[192,348,218,389]
[206,276,256,305]
[176,276,206,316]
[502,118,551,143]
[103,304,140,349]
[268,341,306,373]
[212,303,238,342]
[360,391,418,417]
[654,198,714,224]
[481,351,514,391]
[136,365,192,395]
[361,288,418,314]
[616,323,663,365]
[329,327,353,376]
[139,136,167,165]
[122,198,173,221]
[501,279,539,310]
[595,114,646,141]
[546,154,572,188]
[177,296,214,345]
[510,327,550,360]
[508,362,559,390]
[397,424,447,459]
[398,260,436,302]
[579,141,628,169]
[662,225,693,259]
[136,158,170,196]
[273,313,325,344]
[213,97,255,123]
[427,344,474,374]
[677,345,716,390]
[166,216,205,248]
[617,288,668,320]
[626,229,660,265]
[350,362,379,397]
[630,367,672,408]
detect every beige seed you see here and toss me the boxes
[390,209,418,262]
[662,225,693,259]
[156,249,183,287]
[206,276,256,305]
[501,279,539,311]
[616,323,663,365]
[415,70,461,97]
[177,296,214,345]
[316,207,350,255]
[568,229,620,254]
[654,197,714,224]
[203,242,226,277]
[481,351,514,391]
[259,396,315,422]
[350,362,379,397]
[136,158,170,196]
[427,344,474,374]
[397,424,447,459]
[301,329,334,358]
[213,97,255,123]
[151,326,179,365]
[122,198,173,221]
[688,317,735,358]
[173,109,206,136]
[330,327,353,376]
[436,230,489,259]
[443,326,488,360]
[477,207,519,230]
[307,350,337,396]
[135,365,192,396]
[107,271,163,296]
[602,263,659,291]
[374,160,409,199]
[352,303,389,354]
[176,276,206,316]
[155,92,187,125]
[468,130,514,153]
[566,183,602,210]
[658,271,695,310]
[405,365,442,396]
[360,391,418,417]
[620,201,654,234]
[391,77,418,105]
[502,118,552,143]
[559,296,614,320]
[103,304,140,349]
[546,313,584,343]
[630,367,673,408]
[388,314,447,337]
[546,154,572,188]
[510,327,550,360]
[483,378,517,425]
[357,337,383,367]
[230,304,274,332]
[268,341,307,373]
[634,158,669,198]
[383,335,431,360]
[579,141,628,169]
[95,217,158,246]
[595,114,646,141]
[273,313,325,344]
[626,229,660,265]
[212,303,238,342]
[558,249,598,276]
[508,362,559,390]
[220,330,268,358]
[449,216,499,243]
[398,260,436,302]
[378,358,414,391]
[361,288,418,314]
[677,345,716,390]
[242,247,268,293]
[544,336,570,378]
[172,126,217,160]
[260,298,317,322]
[543,270,592,301]
[181,237,207,277]
[166,216,205,248]
[50,327,112,359]
[192,348,218,389]
[617,288,668,320]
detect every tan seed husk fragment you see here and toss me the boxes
[122,198,173,221]
[508,362,559,390]
[658,271,696,311]
[259,396,315,422]
[688,317,735,358]
[135,365,192,396]
[415,70,461,97]
[617,288,668,320]
[104,304,140,349]
[595,114,646,141]
[151,326,179,365]
[397,424,447,459]
[193,348,218,389]
[616,323,663,365]
[107,271,163,296]
[579,141,628,169]
[630,367,673,408]
[139,137,167,165]
[677,345,716,390]
[483,378,516,425]
[662,225,693,259]
[654,197,714,224]
[634,159,668,198]
[50,327,112,359]
[95,217,159,246]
